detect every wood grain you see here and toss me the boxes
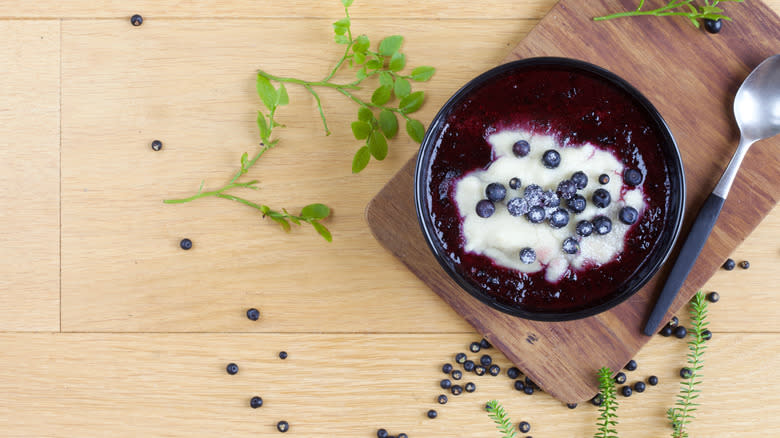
[367,0,780,402]
[0,21,60,331]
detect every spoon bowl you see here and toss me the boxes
[734,55,780,143]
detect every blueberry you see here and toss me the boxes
[526,206,546,223]
[519,247,536,264]
[246,308,260,321]
[542,149,561,168]
[465,382,476,392]
[480,354,492,366]
[598,174,610,185]
[507,367,521,379]
[463,360,475,372]
[180,238,193,250]
[250,396,263,408]
[669,316,679,328]
[278,351,288,360]
[509,177,522,190]
[707,291,720,303]
[131,14,143,26]
[469,342,481,353]
[438,394,448,404]
[542,190,560,208]
[451,385,463,396]
[562,237,579,255]
[619,206,639,224]
[571,171,588,189]
[455,353,467,364]
[722,258,736,270]
[614,372,626,384]
[476,200,496,218]
[442,363,453,374]
[648,375,659,386]
[623,168,643,186]
[702,329,712,341]
[507,197,530,217]
[549,208,569,228]
[486,183,507,202]
[377,429,389,438]
[740,260,750,269]
[488,365,500,376]
[277,420,289,432]
[513,140,530,157]
[704,18,722,33]
[576,220,594,237]
[567,403,578,409]
[634,381,646,393]
[398,434,408,438]
[151,139,163,151]
[591,394,604,406]
[592,189,611,208]
[226,363,239,375]
[523,385,534,395]
[674,326,688,339]
[659,324,673,337]
[518,421,531,433]
[524,184,543,206]
[567,194,586,213]
[680,367,693,379]
[556,180,577,200]
[624,359,637,371]
[593,216,612,235]
[474,366,486,376]
[427,409,438,419]
[480,339,491,349]
[451,370,462,380]
[621,386,632,397]
[440,379,452,389]
[514,380,525,391]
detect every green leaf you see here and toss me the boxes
[270,215,292,232]
[352,146,371,173]
[368,130,388,160]
[399,91,424,114]
[353,51,366,65]
[378,35,403,56]
[358,107,373,122]
[366,58,382,70]
[371,85,393,105]
[389,52,406,72]
[410,66,436,81]
[355,66,368,80]
[351,120,371,140]
[379,71,394,88]
[256,111,269,140]
[311,221,333,242]
[333,25,348,36]
[334,34,350,44]
[301,203,330,220]
[341,0,353,7]
[378,109,398,138]
[406,118,425,143]
[276,83,289,106]
[333,17,350,29]
[240,152,248,172]
[394,77,411,98]
[256,74,278,111]
[352,35,370,53]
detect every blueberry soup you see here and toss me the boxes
[416,58,684,318]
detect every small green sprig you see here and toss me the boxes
[485,400,518,438]
[256,0,435,173]
[667,290,709,438]
[594,367,620,438]
[594,0,744,28]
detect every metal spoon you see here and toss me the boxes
[644,54,780,336]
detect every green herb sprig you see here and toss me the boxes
[485,400,518,438]
[594,367,620,438]
[256,0,435,173]
[594,0,744,28]
[667,290,709,438]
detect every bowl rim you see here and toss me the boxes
[413,56,686,321]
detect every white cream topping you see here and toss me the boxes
[454,130,646,283]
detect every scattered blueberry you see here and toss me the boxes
[507,197,530,216]
[621,386,632,397]
[440,379,452,389]
[740,260,750,269]
[509,177,522,190]
[438,394,448,404]
[623,168,643,186]
[593,216,612,235]
[567,194,587,213]
[566,403,578,409]
[398,434,408,438]
[451,370,462,380]
[480,339,492,349]
[250,396,263,408]
[634,381,646,393]
[469,342,481,353]
[680,367,693,379]
[519,247,536,264]
[488,365,500,376]
[246,308,260,321]
[722,258,736,270]
[619,206,639,225]
[591,394,604,406]
[592,189,611,208]
[669,316,679,328]
[476,200,496,218]
[514,380,525,391]
[526,206,546,223]
[465,382,476,393]
[151,139,163,151]
[463,360,476,372]
[180,238,193,250]
[277,421,289,432]
[576,220,594,237]
[524,184,544,206]
[562,237,579,255]
[614,372,627,384]
[518,421,531,433]
[486,183,507,202]
[659,324,673,337]
[507,367,521,379]
[571,171,588,189]
[442,363,453,374]
[674,326,688,339]
[557,180,577,200]
[451,385,463,396]
[377,429,389,438]
[542,190,560,208]
[598,174,610,185]
[513,140,530,157]
[648,375,659,386]
[625,359,637,371]
[704,18,722,33]
[542,149,561,168]
[474,366,486,376]
[702,329,712,341]
[131,14,143,26]
[427,409,438,419]
[226,363,239,375]
[278,351,288,360]
[549,208,570,228]
[707,291,720,303]
[455,353,467,364]
[523,386,534,395]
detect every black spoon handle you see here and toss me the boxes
[643,192,726,336]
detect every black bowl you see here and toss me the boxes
[414,57,685,321]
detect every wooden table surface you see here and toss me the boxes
[1,1,778,436]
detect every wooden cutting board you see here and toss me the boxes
[366,0,780,402]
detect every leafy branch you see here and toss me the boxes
[594,367,620,438]
[667,290,709,438]
[485,400,518,438]
[593,0,744,28]
[256,0,435,173]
